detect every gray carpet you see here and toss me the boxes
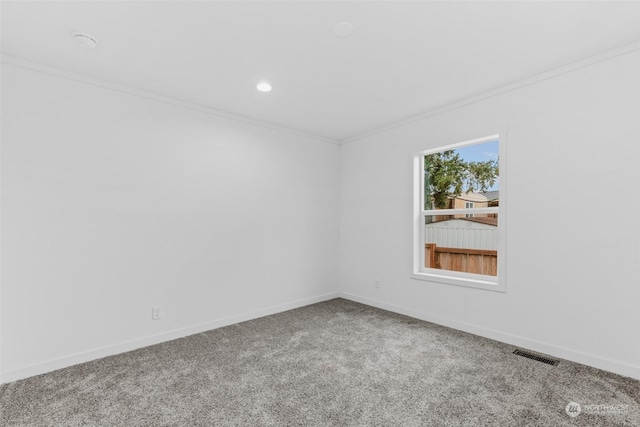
[1,298,638,426]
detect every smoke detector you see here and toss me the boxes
[72,32,99,49]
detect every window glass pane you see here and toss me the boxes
[424,214,498,276]
[424,140,499,211]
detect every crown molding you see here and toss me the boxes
[3,39,638,147]
[340,40,640,145]
[0,53,340,146]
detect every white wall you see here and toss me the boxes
[0,63,339,382]
[2,48,638,384]
[339,50,640,379]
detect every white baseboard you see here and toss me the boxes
[339,292,640,380]
[4,291,637,384]
[0,292,339,384]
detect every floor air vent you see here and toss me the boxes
[513,349,559,366]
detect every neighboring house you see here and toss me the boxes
[431,191,498,221]
[448,191,489,211]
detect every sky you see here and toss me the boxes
[455,139,499,163]
[453,139,499,192]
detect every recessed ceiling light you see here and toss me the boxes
[333,22,354,37]
[72,32,99,49]
[256,82,272,92]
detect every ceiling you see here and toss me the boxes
[2,1,639,142]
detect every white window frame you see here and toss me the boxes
[411,133,506,292]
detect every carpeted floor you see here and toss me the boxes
[1,298,638,426]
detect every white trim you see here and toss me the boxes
[339,292,640,380]
[411,272,500,291]
[4,291,638,383]
[412,155,424,275]
[418,134,500,157]
[4,41,638,147]
[498,129,508,292]
[0,54,340,146]
[341,41,640,145]
[0,292,339,384]
[422,207,499,216]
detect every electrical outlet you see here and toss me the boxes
[374,280,381,289]
[152,305,163,320]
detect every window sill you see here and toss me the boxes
[410,271,505,292]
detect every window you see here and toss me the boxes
[465,202,474,218]
[412,134,505,292]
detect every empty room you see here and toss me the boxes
[1,1,639,425]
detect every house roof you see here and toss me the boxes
[480,191,500,201]
[449,192,488,202]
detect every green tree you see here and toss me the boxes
[425,150,498,209]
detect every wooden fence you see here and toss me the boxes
[425,243,497,276]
